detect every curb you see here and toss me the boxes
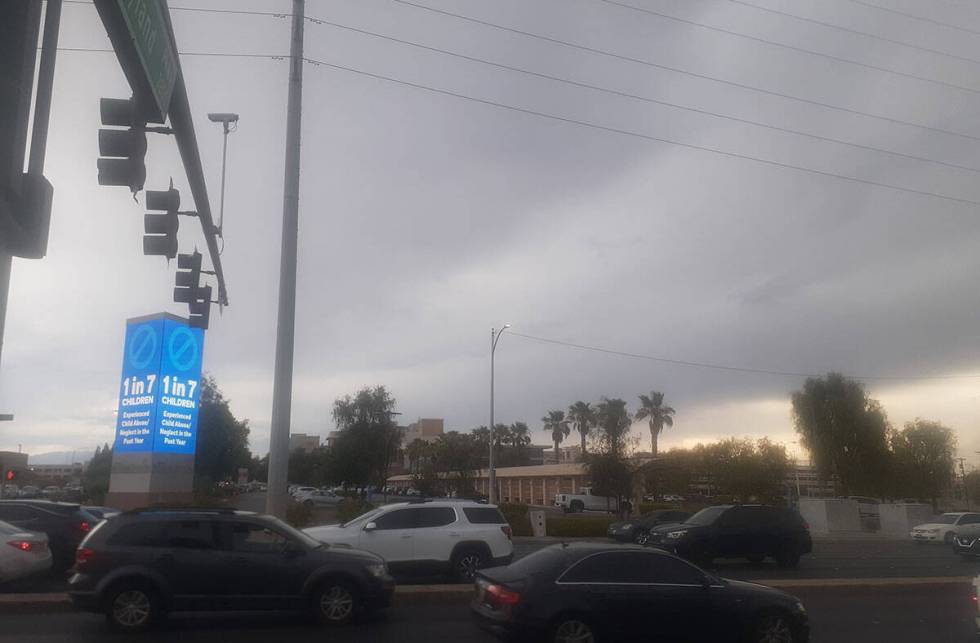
[1,576,971,613]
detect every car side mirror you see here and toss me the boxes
[364,521,377,532]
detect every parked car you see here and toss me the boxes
[647,505,812,568]
[0,519,51,584]
[67,507,394,632]
[910,512,980,545]
[554,487,618,513]
[0,500,97,571]
[290,486,316,499]
[662,494,686,503]
[298,489,342,507]
[471,543,809,643]
[607,510,691,545]
[83,506,122,521]
[305,500,513,582]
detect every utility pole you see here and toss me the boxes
[488,325,509,505]
[266,0,304,518]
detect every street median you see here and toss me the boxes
[0,576,972,613]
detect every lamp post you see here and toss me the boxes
[206,112,239,237]
[488,324,509,505]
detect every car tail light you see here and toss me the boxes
[486,583,521,606]
[500,525,513,540]
[79,520,90,533]
[75,547,95,567]
[8,540,34,552]
[972,585,978,605]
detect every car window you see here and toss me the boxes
[957,514,980,525]
[935,514,958,524]
[373,508,417,530]
[228,522,288,553]
[106,521,168,547]
[560,552,643,583]
[643,554,707,585]
[166,520,219,550]
[463,507,507,524]
[0,506,37,521]
[416,507,456,528]
[715,507,745,527]
[686,507,727,526]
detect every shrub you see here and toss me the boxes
[499,503,533,536]
[337,499,375,524]
[286,499,313,528]
[546,516,616,538]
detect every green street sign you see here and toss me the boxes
[116,0,178,120]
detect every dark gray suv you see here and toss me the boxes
[67,507,394,631]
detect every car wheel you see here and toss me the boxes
[552,615,597,643]
[105,584,161,633]
[752,613,795,643]
[944,531,955,545]
[570,501,584,513]
[314,580,358,626]
[452,549,488,582]
[634,529,650,546]
[775,546,801,569]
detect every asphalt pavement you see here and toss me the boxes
[0,584,973,642]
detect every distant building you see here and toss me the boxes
[388,463,591,505]
[30,463,84,481]
[289,433,321,453]
[323,431,342,449]
[396,419,445,473]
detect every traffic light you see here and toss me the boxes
[143,187,180,258]
[175,251,213,329]
[4,469,16,482]
[97,97,147,193]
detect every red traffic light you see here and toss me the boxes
[4,470,15,482]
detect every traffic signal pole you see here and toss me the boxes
[266,0,305,519]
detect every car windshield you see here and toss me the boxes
[934,514,959,525]
[685,507,729,526]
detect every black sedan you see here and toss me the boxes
[471,543,808,643]
[607,510,690,545]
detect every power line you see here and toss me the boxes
[54,46,285,59]
[392,0,980,144]
[727,0,980,66]
[63,0,291,19]
[596,0,980,96]
[846,0,980,38]
[507,331,980,381]
[304,15,980,175]
[302,55,980,208]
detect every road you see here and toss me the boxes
[0,584,973,642]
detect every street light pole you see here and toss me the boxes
[266,0,304,519]
[488,324,509,505]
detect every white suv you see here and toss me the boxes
[304,500,513,581]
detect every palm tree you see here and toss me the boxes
[595,397,632,456]
[567,401,596,457]
[635,391,675,456]
[509,421,531,447]
[542,410,570,462]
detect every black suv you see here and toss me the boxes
[0,500,97,571]
[647,505,812,567]
[67,508,394,631]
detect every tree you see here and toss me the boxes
[429,431,483,495]
[82,443,113,504]
[406,438,430,475]
[328,386,402,491]
[635,391,675,456]
[890,419,956,509]
[195,375,251,488]
[543,410,570,460]
[588,452,633,516]
[509,422,531,447]
[594,397,632,457]
[791,373,891,496]
[567,401,596,457]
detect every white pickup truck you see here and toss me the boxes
[554,487,619,513]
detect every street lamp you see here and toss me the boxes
[488,324,510,505]
[206,112,239,239]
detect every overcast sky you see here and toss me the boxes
[4,0,980,466]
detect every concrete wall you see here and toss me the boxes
[879,503,933,535]
[799,498,861,533]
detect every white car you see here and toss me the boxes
[910,512,980,544]
[297,488,342,507]
[289,486,316,499]
[304,500,513,581]
[0,520,51,584]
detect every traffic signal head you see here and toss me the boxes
[97,97,148,193]
[4,470,15,482]
[175,252,213,329]
[143,188,180,259]
[189,285,213,330]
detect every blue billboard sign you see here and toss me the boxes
[114,315,205,455]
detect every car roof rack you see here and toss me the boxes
[125,506,241,515]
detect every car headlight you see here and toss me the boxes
[366,563,388,579]
[793,601,806,614]
[667,529,688,539]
